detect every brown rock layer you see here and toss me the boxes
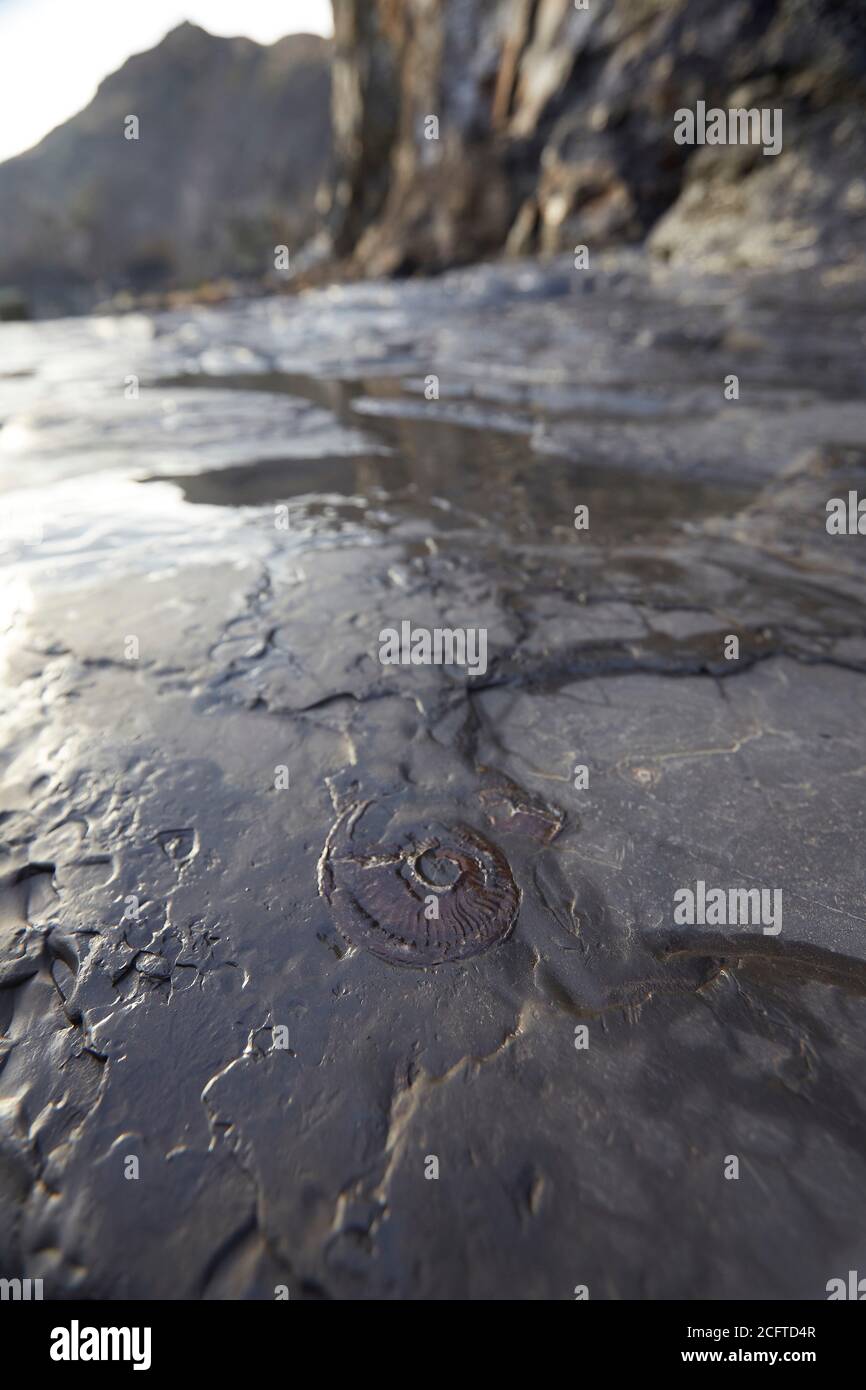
[330,0,866,275]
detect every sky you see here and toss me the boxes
[0,0,333,163]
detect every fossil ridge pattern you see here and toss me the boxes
[318,800,520,965]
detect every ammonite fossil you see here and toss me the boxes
[318,799,520,966]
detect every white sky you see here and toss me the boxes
[0,0,333,162]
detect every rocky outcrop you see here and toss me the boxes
[329,0,866,276]
[0,23,332,313]
[327,2,400,257]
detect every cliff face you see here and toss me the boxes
[329,0,866,275]
[0,23,332,311]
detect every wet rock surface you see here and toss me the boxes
[0,256,865,1298]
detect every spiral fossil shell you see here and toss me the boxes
[318,800,520,966]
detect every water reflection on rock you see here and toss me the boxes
[1,255,866,1299]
